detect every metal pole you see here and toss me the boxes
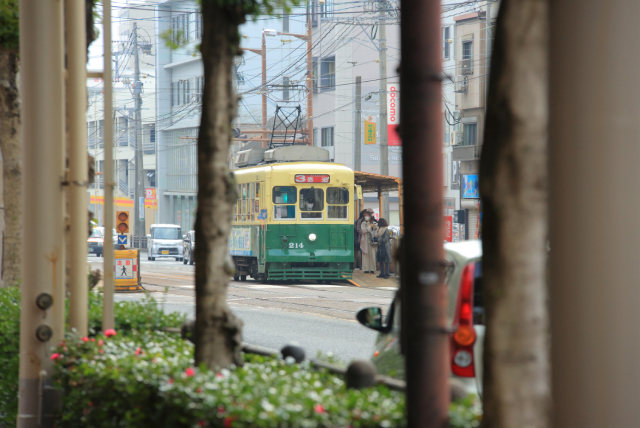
[354,76,362,171]
[134,22,145,246]
[103,0,115,330]
[261,32,267,148]
[307,15,314,146]
[484,0,492,109]
[18,0,65,423]
[400,0,449,425]
[550,1,640,426]
[66,0,89,335]
[378,1,389,219]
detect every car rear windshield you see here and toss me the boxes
[89,229,102,239]
[153,228,181,240]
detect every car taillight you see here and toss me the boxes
[451,262,476,377]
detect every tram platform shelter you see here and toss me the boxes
[354,171,403,234]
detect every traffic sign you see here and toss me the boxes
[118,235,128,245]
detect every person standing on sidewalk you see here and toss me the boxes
[360,209,378,274]
[375,218,392,279]
[355,210,366,269]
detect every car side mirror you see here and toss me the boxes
[183,234,187,240]
[146,234,151,239]
[356,307,385,332]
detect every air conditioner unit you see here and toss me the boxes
[454,76,468,93]
[459,59,473,75]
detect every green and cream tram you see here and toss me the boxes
[230,145,360,282]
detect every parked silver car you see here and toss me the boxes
[147,224,183,261]
[356,240,485,397]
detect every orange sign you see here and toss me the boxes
[145,188,156,199]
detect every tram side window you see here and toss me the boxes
[327,187,349,219]
[273,186,297,220]
[300,188,324,219]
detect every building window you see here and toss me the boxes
[462,41,473,60]
[443,26,450,59]
[320,56,335,89]
[320,0,333,18]
[312,58,318,92]
[463,123,477,146]
[321,127,334,147]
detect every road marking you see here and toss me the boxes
[234,284,287,289]
[347,279,362,287]
[376,287,398,291]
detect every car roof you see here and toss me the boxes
[444,239,482,260]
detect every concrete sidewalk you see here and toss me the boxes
[348,270,399,289]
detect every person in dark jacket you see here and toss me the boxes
[375,218,392,278]
[354,210,366,269]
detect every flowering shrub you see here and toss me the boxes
[0,286,20,426]
[0,287,184,427]
[52,331,406,428]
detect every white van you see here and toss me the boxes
[147,224,183,261]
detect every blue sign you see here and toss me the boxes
[257,209,267,220]
[462,174,480,199]
[118,235,128,245]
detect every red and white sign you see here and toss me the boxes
[373,208,380,221]
[444,216,453,242]
[145,188,156,199]
[387,84,401,146]
[294,174,330,184]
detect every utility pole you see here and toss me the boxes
[378,0,389,219]
[66,0,89,335]
[354,76,362,171]
[484,0,492,109]
[400,0,449,426]
[18,0,66,424]
[306,13,314,146]
[133,22,145,245]
[103,0,115,330]
[261,32,267,148]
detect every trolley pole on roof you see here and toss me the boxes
[400,0,449,425]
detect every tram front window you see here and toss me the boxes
[327,187,349,219]
[300,188,324,219]
[273,186,297,220]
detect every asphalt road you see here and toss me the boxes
[88,251,398,364]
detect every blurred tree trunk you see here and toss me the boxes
[0,50,21,288]
[194,0,245,369]
[479,1,550,427]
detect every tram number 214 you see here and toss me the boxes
[288,242,304,249]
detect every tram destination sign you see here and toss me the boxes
[294,174,330,184]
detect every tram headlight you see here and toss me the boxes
[309,233,317,242]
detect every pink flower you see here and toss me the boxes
[134,347,142,355]
[196,387,202,393]
[82,337,89,342]
[216,372,224,378]
[90,338,95,342]
[104,329,117,337]
[88,402,93,407]
[97,339,104,347]
[99,349,104,354]
[185,367,195,377]
[168,378,174,384]
[314,404,326,414]
[224,417,235,428]
[50,353,60,361]
[198,421,206,427]
[217,406,225,414]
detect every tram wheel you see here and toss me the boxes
[240,275,247,281]
[233,275,239,281]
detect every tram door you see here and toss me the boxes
[258,181,267,270]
